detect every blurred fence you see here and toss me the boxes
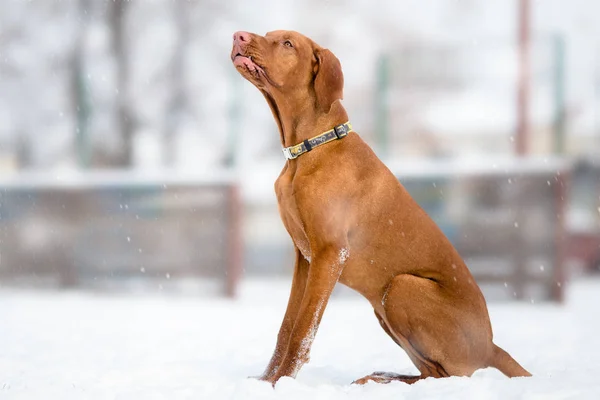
[0,158,574,301]
[0,171,242,296]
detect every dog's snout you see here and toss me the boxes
[233,31,251,44]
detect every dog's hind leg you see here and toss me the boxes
[354,273,493,384]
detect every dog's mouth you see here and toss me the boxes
[232,52,266,79]
[231,49,281,89]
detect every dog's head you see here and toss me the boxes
[231,30,343,113]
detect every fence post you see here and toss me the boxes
[225,183,243,298]
[552,170,568,302]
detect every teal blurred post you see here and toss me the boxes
[375,54,390,159]
[225,68,242,168]
[552,34,566,155]
[597,53,600,143]
[75,62,91,169]
[74,0,91,169]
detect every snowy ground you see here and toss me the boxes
[1,279,600,400]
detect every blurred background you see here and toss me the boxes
[1,0,599,302]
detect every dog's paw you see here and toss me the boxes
[353,372,421,385]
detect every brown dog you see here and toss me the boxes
[231,30,531,385]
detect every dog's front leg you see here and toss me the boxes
[266,247,345,385]
[258,249,309,380]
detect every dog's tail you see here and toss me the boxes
[488,344,532,377]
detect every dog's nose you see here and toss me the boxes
[233,31,251,44]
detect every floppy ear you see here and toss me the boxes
[313,48,344,113]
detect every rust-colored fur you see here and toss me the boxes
[231,30,531,385]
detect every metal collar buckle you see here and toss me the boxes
[282,147,297,160]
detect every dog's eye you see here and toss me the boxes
[283,40,293,48]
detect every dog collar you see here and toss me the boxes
[282,122,352,160]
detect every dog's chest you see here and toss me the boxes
[274,171,312,263]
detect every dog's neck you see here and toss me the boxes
[262,91,348,148]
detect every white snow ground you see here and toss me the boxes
[1,278,600,400]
